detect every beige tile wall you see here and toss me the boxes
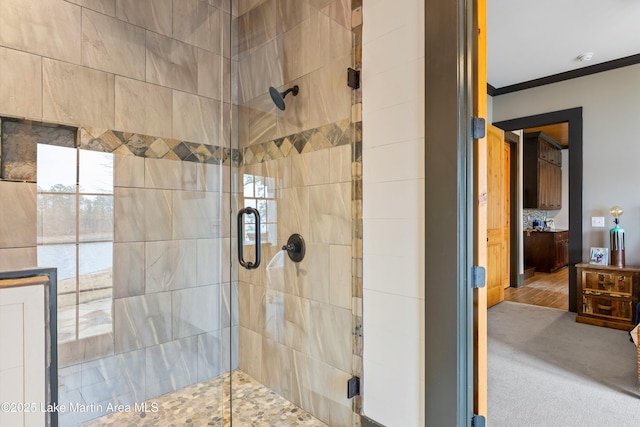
[66,0,116,16]
[0,0,231,149]
[115,0,173,37]
[0,48,42,119]
[0,182,37,249]
[81,9,146,80]
[238,144,355,426]
[43,59,116,129]
[0,2,234,426]
[0,0,82,64]
[237,0,352,148]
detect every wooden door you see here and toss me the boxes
[473,0,488,417]
[487,124,507,307]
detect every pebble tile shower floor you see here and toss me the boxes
[80,371,327,427]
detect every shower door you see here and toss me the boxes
[231,1,361,425]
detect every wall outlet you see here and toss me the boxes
[592,216,605,227]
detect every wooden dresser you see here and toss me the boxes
[523,230,569,273]
[576,263,640,330]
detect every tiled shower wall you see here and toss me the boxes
[0,0,234,251]
[64,142,235,427]
[0,0,366,426]
[0,1,234,426]
[237,128,355,427]
[236,0,352,146]
[0,121,237,427]
[235,0,361,426]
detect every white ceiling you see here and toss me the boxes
[487,0,640,89]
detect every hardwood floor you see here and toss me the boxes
[504,267,568,310]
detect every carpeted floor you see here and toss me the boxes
[488,301,640,427]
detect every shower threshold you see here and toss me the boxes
[80,370,327,426]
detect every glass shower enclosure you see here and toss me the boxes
[231,1,359,424]
[0,1,361,426]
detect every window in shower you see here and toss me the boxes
[242,173,277,246]
[37,144,114,343]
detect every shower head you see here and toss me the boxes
[269,85,299,111]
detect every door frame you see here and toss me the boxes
[504,131,520,289]
[493,107,583,312]
[424,0,477,424]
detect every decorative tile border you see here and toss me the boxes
[241,118,353,166]
[80,126,239,166]
[0,117,241,184]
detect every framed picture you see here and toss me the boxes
[589,247,609,265]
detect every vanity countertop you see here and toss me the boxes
[0,275,50,289]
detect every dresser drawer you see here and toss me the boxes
[582,294,633,322]
[583,271,633,296]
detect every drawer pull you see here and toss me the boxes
[597,304,613,311]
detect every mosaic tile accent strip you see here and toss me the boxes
[242,119,353,166]
[80,126,240,166]
[0,118,240,185]
[80,370,327,427]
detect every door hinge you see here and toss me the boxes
[471,266,486,289]
[347,376,360,398]
[472,117,486,139]
[347,67,360,89]
[472,414,486,427]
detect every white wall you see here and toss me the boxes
[493,64,640,263]
[362,0,425,425]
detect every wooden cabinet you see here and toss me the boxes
[523,230,569,273]
[576,263,640,330]
[523,132,563,209]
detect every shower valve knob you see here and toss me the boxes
[282,244,296,252]
[282,234,306,263]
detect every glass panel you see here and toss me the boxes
[264,177,276,198]
[79,149,114,194]
[256,199,267,220]
[244,198,257,213]
[243,173,254,197]
[78,242,113,339]
[267,200,277,222]
[38,193,76,244]
[232,0,355,424]
[254,175,265,197]
[79,195,114,241]
[266,223,277,246]
[37,144,76,191]
[38,244,77,343]
[78,242,113,290]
